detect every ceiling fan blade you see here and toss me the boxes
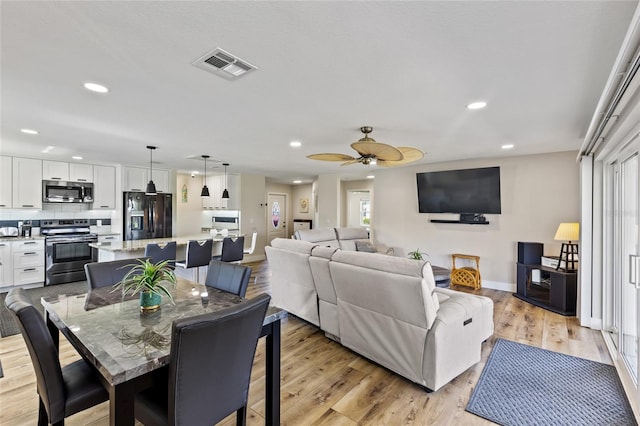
[351,141,403,161]
[307,153,356,162]
[377,147,425,167]
[340,159,361,166]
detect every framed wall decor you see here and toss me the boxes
[299,198,309,213]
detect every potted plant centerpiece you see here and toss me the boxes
[113,259,177,312]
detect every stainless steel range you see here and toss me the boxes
[41,219,97,285]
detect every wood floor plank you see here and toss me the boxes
[0,259,617,426]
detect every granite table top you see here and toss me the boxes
[89,233,240,252]
[42,277,286,386]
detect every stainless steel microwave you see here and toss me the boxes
[42,181,94,203]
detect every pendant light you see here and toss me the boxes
[222,163,230,199]
[145,145,157,195]
[201,155,210,197]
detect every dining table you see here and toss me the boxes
[41,277,286,426]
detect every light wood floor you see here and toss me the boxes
[0,260,611,425]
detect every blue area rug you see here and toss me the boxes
[466,338,636,426]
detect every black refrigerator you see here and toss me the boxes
[123,192,173,240]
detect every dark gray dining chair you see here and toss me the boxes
[175,239,213,283]
[144,241,177,268]
[134,293,271,426]
[205,259,252,297]
[212,236,245,263]
[84,257,147,290]
[4,288,109,426]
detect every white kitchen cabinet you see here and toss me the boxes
[153,169,171,193]
[69,163,93,182]
[98,234,121,244]
[123,166,171,193]
[11,239,44,286]
[0,241,12,287]
[42,160,70,181]
[12,157,42,209]
[93,165,116,209]
[123,166,148,192]
[0,156,12,208]
[202,174,238,209]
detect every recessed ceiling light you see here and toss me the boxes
[292,180,302,184]
[191,171,200,174]
[501,144,514,149]
[41,146,55,153]
[467,101,487,110]
[21,128,39,135]
[367,175,375,179]
[289,141,302,148]
[84,82,109,93]
[72,156,83,160]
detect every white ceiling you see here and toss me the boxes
[1,1,637,183]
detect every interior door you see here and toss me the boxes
[267,193,287,244]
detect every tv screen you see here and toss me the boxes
[416,167,501,214]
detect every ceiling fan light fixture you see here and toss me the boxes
[201,155,210,197]
[145,146,157,196]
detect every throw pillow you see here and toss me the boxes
[354,240,376,253]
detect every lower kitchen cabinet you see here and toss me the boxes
[0,241,12,287]
[8,239,45,287]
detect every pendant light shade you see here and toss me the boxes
[222,163,230,199]
[201,155,210,197]
[145,146,157,195]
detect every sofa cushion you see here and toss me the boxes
[271,238,316,254]
[354,240,376,253]
[335,227,369,240]
[295,228,340,248]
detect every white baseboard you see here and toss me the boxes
[481,280,515,293]
[242,253,266,263]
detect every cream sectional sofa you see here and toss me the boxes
[265,237,494,391]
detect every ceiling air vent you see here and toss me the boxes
[192,48,257,80]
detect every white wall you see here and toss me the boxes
[240,174,267,261]
[175,173,209,236]
[373,151,580,290]
[317,174,341,228]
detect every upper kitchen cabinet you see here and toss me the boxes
[153,169,171,193]
[0,156,12,208]
[12,157,42,209]
[123,166,171,193]
[42,160,69,181]
[69,163,93,182]
[202,174,238,209]
[123,166,148,192]
[93,165,116,209]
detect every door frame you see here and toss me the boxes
[266,192,288,240]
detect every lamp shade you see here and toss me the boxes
[145,180,157,196]
[554,222,579,242]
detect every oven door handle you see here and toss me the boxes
[46,238,97,244]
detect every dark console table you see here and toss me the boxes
[515,263,577,315]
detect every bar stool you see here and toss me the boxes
[175,239,213,283]
[212,236,245,263]
[244,232,258,256]
[145,241,177,268]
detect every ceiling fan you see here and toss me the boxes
[307,126,424,167]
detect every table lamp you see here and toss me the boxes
[554,222,579,271]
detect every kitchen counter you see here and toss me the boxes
[89,233,238,253]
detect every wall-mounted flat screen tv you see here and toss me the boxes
[416,166,501,214]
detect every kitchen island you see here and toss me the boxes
[89,233,240,283]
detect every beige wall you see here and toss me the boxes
[372,151,580,290]
[240,174,267,261]
[175,173,208,236]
